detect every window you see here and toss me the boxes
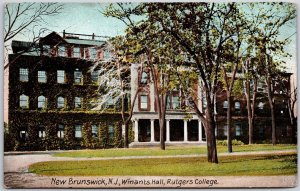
[104,50,110,60]
[75,97,82,108]
[223,101,229,109]
[89,47,97,59]
[258,102,264,110]
[57,70,65,83]
[19,68,28,82]
[43,45,50,55]
[38,71,47,83]
[172,95,180,109]
[108,125,114,140]
[57,124,64,138]
[38,95,46,109]
[235,102,241,111]
[167,94,180,109]
[140,72,148,84]
[140,95,148,110]
[107,96,114,107]
[57,96,65,108]
[92,125,98,138]
[73,47,80,58]
[91,71,99,83]
[20,94,29,108]
[19,127,28,141]
[58,45,65,57]
[74,71,83,84]
[235,124,241,136]
[38,126,46,138]
[75,125,82,138]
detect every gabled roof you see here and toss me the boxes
[39,31,66,45]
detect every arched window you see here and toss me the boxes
[57,96,65,108]
[38,96,46,109]
[235,101,241,110]
[223,101,228,109]
[20,94,29,108]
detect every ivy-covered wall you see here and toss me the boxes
[7,110,133,151]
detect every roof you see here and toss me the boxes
[65,38,105,46]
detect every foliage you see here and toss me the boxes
[216,139,244,146]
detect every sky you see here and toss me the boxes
[2,2,298,123]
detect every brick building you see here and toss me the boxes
[8,31,127,151]
[7,31,296,151]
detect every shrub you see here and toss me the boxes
[216,139,244,146]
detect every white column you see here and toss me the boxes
[122,124,125,137]
[198,121,202,142]
[150,119,155,142]
[134,119,139,142]
[166,119,170,142]
[184,120,188,142]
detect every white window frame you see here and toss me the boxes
[75,125,82,138]
[20,94,29,108]
[57,96,65,108]
[57,124,64,138]
[74,71,83,84]
[58,45,65,57]
[57,70,65,84]
[235,101,241,110]
[19,68,29,82]
[38,71,47,83]
[38,95,46,109]
[223,101,229,109]
[140,95,148,110]
[75,97,82,108]
[73,47,81,58]
[92,125,98,138]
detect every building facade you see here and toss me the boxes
[129,63,296,147]
[7,31,296,151]
[7,32,128,151]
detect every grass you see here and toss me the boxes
[52,144,297,158]
[29,152,297,176]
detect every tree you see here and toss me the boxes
[243,2,296,145]
[4,3,63,69]
[91,36,141,148]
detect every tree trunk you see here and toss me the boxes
[269,103,276,145]
[226,95,233,153]
[206,112,218,163]
[205,99,218,163]
[159,118,165,150]
[245,80,253,144]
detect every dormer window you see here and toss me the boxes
[73,47,80,58]
[89,47,97,59]
[104,50,110,60]
[43,45,50,55]
[58,45,65,57]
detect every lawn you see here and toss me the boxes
[29,152,297,176]
[53,144,297,158]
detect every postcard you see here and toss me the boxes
[3,1,297,188]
